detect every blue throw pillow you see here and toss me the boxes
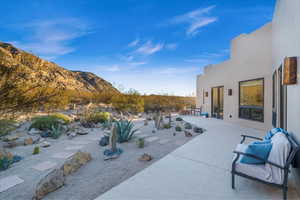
[265,128,289,140]
[240,141,273,164]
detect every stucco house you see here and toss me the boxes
[196,0,300,187]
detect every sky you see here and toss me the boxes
[0,0,275,96]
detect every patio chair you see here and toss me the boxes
[231,133,300,200]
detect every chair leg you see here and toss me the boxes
[231,173,235,189]
[283,187,287,200]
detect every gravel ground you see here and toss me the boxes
[0,117,201,200]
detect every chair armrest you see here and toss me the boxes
[240,134,263,144]
[233,151,286,170]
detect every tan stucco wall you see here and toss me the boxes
[196,23,273,131]
[272,0,300,187]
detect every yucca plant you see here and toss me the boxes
[115,120,138,143]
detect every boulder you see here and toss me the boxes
[40,141,51,148]
[99,136,109,146]
[139,153,153,162]
[3,135,19,142]
[24,137,33,145]
[60,151,92,176]
[33,168,65,200]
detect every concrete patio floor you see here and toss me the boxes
[96,116,300,200]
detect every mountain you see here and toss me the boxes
[0,42,119,97]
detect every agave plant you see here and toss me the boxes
[115,120,138,143]
[50,125,63,139]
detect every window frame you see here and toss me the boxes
[238,78,264,122]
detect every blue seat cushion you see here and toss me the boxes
[240,140,273,164]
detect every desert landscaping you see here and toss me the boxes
[0,104,205,200]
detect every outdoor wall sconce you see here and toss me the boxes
[228,89,233,96]
[283,57,297,85]
[205,92,209,97]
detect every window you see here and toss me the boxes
[239,78,264,122]
[202,89,205,104]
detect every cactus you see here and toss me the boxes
[110,125,118,152]
[154,112,163,130]
[136,138,145,148]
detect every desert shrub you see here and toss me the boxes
[32,146,40,155]
[163,123,171,129]
[50,113,71,124]
[30,116,63,131]
[0,119,17,136]
[136,138,145,148]
[115,120,138,143]
[84,111,110,124]
[111,90,144,114]
[175,117,183,121]
[175,126,182,132]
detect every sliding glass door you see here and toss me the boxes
[211,86,224,119]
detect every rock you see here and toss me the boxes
[184,131,193,137]
[193,127,204,134]
[139,153,153,162]
[2,135,19,142]
[29,128,41,135]
[40,141,51,148]
[76,131,88,135]
[60,151,92,176]
[68,132,77,139]
[24,137,33,145]
[99,136,109,146]
[144,120,148,126]
[3,141,18,148]
[0,148,13,160]
[33,168,65,200]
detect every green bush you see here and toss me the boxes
[0,119,17,136]
[136,138,145,148]
[32,146,40,155]
[50,113,71,124]
[163,123,171,129]
[85,112,110,124]
[175,126,182,132]
[175,117,183,121]
[30,116,62,131]
[115,120,138,143]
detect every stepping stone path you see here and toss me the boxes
[145,136,159,143]
[32,161,57,172]
[65,145,84,150]
[0,175,24,192]
[52,152,75,159]
[158,139,171,145]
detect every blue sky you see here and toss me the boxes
[1,0,275,96]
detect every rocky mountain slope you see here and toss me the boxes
[0,42,118,95]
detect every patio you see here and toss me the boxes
[96,116,300,200]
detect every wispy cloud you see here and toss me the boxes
[128,38,140,47]
[185,49,229,64]
[170,6,217,36]
[135,40,164,55]
[158,66,199,75]
[11,18,91,59]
